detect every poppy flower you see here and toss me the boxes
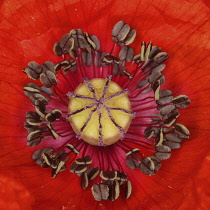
[0,0,210,209]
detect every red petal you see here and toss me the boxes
[0,174,33,210]
[0,0,210,209]
[178,153,210,209]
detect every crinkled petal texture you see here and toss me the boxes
[0,0,210,209]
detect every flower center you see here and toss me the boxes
[67,76,134,146]
[22,20,191,202]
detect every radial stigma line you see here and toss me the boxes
[67,103,97,118]
[102,89,129,102]
[104,105,125,140]
[100,75,112,100]
[97,105,104,146]
[67,92,95,101]
[83,77,97,99]
[106,106,136,117]
[76,107,97,139]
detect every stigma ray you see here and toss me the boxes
[100,75,112,100]
[83,77,97,98]
[106,107,126,140]
[102,89,129,102]
[66,103,97,118]
[67,92,95,101]
[106,107,136,117]
[76,107,98,139]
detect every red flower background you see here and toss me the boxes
[0,0,210,209]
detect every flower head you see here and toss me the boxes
[0,0,210,209]
[22,19,192,200]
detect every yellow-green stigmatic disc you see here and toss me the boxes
[68,78,134,146]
